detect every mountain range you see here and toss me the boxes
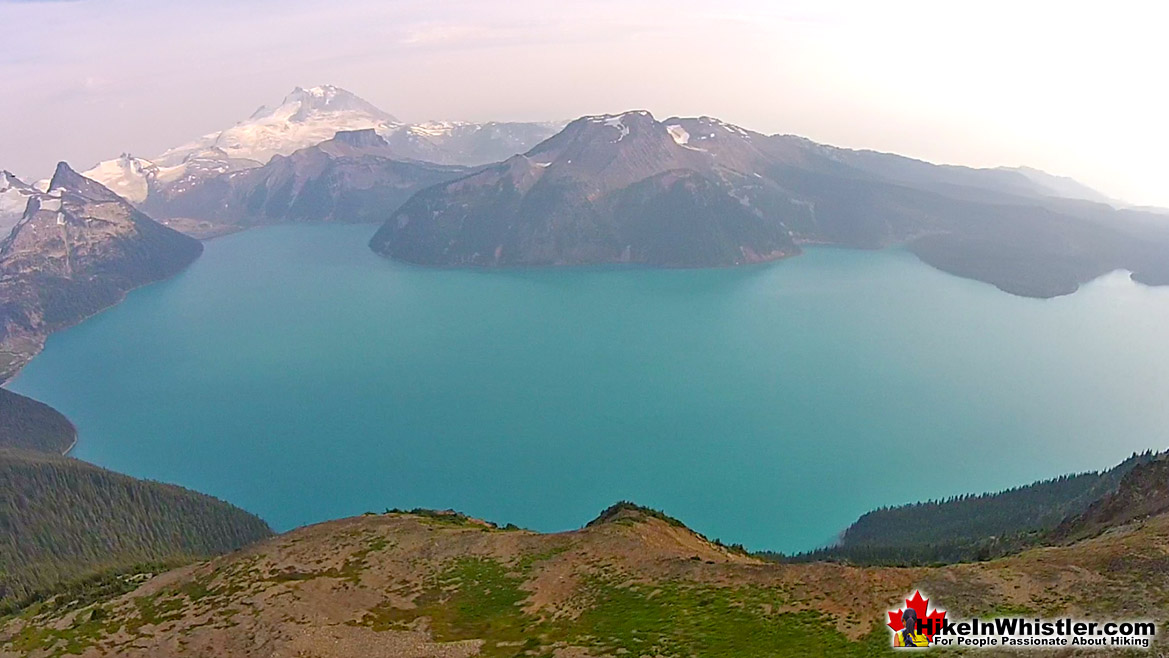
[141,129,474,231]
[6,84,1169,656]
[0,91,1164,388]
[0,87,1166,380]
[73,85,562,228]
[14,84,1159,299]
[153,85,564,168]
[371,110,1169,297]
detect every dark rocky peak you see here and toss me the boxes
[531,110,662,154]
[1,170,32,191]
[331,128,388,149]
[579,109,659,133]
[47,162,122,202]
[521,110,706,188]
[266,132,388,166]
[658,116,818,173]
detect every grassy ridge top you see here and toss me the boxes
[6,502,1169,657]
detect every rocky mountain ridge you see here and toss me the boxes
[0,163,203,381]
[371,111,806,267]
[141,130,474,229]
[371,110,1169,298]
[78,86,562,228]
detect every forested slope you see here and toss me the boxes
[0,449,271,608]
[783,450,1156,564]
[0,389,74,454]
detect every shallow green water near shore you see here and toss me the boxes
[11,224,1169,551]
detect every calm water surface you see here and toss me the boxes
[11,224,1169,552]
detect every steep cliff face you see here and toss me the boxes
[1052,455,1169,543]
[0,163,203,381]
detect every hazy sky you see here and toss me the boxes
[1,0,1166,206]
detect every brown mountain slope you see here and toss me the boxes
[1051,454,1169,544]
[4,504,1167,657]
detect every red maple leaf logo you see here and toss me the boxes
[887,590,947,641]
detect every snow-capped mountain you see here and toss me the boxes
[153,85,562,168]
[0,171,38,237]
[146,129,472,227]
[157,86,400,167]
[80,155,158,204]
[80,85,563,220]
[82,150,261,207]
[383,119,568,166]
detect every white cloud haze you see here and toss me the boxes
[0,0,1166,206]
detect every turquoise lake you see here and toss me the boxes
[9,223,1169,552]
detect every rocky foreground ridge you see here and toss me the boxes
[3,498,1167,657]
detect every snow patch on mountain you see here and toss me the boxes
[664,124,708,152]
[406,121,470,138]
[82,155,157,204]
[1,171,39,236]
[159,86,401,167]
[603,116,630,142]
[700,116,751,138]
